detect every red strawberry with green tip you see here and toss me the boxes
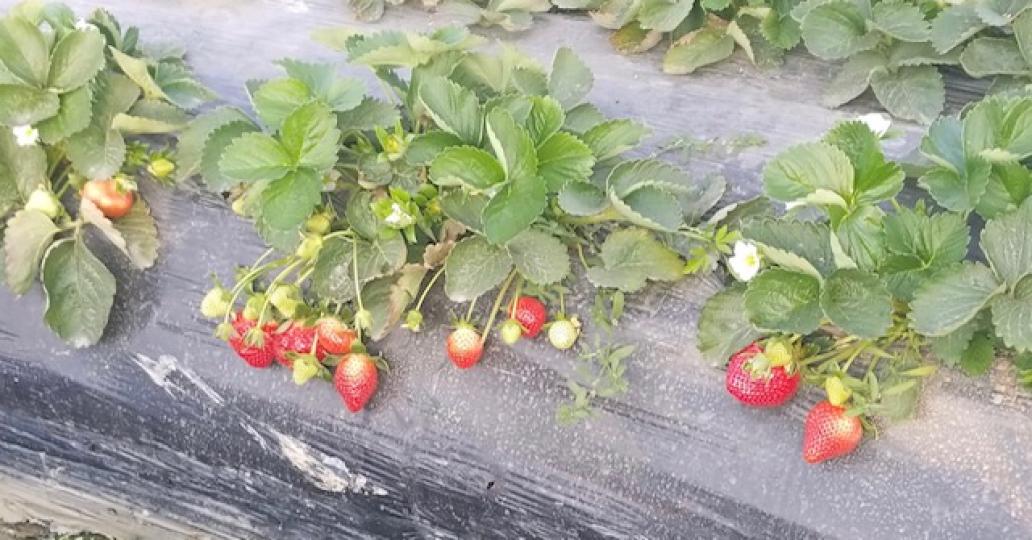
[512,296,547,338]
[802,401,863,464]
[228,312,277,368]
[334,353,379,413]
[447,322,483,369]
[725,342,800,407]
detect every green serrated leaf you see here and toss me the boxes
[585,228,683,292]
[419,76,483,145]
[548,47,593,110]
[252,77,312,131]
[3,209,58,294]
[931,4,985,54]
[910,262,1005,336]
[822,51,885,108]
[697,284,761,363]
[981,198,1032,289]
[36,83,92,144]
[506,228,571,285]
[280,101,340,173]
[41,237,115,348]
[0,85,59,125]
[991,274,1032,351]
[219,132,292,182]
[482,175,547,244]
[959,331,996,375]
[259,167,322,231]
[801,1,878,61]
[960,37,1029,78]
[47,29,105,92]
[582,119,650,161]
[870,1,930,43]
[0,15,49,87]
[537,131,595,192]
[742,218,837,278]
[763,141,854,203]
[744,268,822,334]
[820,268,892,339]
[445,235,514,301]
[870,65,945,124]
[337,96,400,131]
[430,146,506,190]
[663,28,735,75]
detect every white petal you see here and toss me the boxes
[857,113,891,137]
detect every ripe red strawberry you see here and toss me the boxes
[447,323,483,369]
[334,353,378,412]
[315,316,356,358]
[228,313,277,368]
[272,322,317,368]
[725,342,800,407]
[803,401,863,464]
[512,296,547,338]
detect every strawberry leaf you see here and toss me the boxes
[820,269,892,339]
[41,237,115,348]
[0,15,49,87]
[980,197,1032,289]
[0,127,46,202]
[697,285,761,363]
[586,228,683,292]
[362,264,427,340]
[800,1,878,61]
[763,141,854,204]
[47,29,105,92]
[429,146,506,190]
[481,174,547,245]
[548,47,593,110]
[663,28,735,75]
[537,131,595,192]
[991,274,1032,351]
[258,167,322,232]
[959,37,1028,77]
[218,132,292,182]
[0,85,60,125]
[910,262,1005,336]
[3,209,59,294]
[174,107,252,184]
[582,119,650,161]
[444,236,514,301]
[419,76,483,145]
[252,77,312,130]
[36,83,93,144]
[744,268,822,334]
[505,228,570,285]
[280,101,341,173]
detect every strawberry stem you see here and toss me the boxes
[465,296,478,320]
[257,260,303,325]
[351,238,365,342]
[480,270,518,346]
[414,266,445,312]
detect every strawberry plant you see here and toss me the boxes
[187,26,746,413]
[698,107,1032,463]
[345,0,552,30]
[0,2,210,347]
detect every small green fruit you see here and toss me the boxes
[25,186,61,218]
[403,309,424,332]
[547,316,581,350]
[499,319,522,345]
[200,286,232,318]
[243,294,265,321]
[825,377,852,407]
[296,234,324,259]
[305,212,332,234]
[355,309,373,330]
[146,157,176,178]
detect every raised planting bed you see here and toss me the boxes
[1,1,1031,539]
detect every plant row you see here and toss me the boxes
[347,0,1032,124]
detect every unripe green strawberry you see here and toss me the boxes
[305,212,332,234]
[242,294,265,321]
[403,309,424,331]
[200,285,232,318]
[499,319,522,345]
[269,284,301,318]
[547,316,581,350]
[231,197,247,216]
[295,234,323,259]
[25,186,61,218]
[146,157,175,178]
[292,354,322,385]
[825,376,852,407]
[354,309,373,330]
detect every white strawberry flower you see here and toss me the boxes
[12,124,39,147]
[857,113,891,137]
[383,202,414,228]
[74,18,95,31]
[728,241,761,282]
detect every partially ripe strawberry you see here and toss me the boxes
[272,322,317,367]
[447,323,483,369]
[513,296,547,338]
[802,401,863,464]
[228,312,277,368]
[725,342,800,407]
[315,316,356,358]
[334,353,378,412]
